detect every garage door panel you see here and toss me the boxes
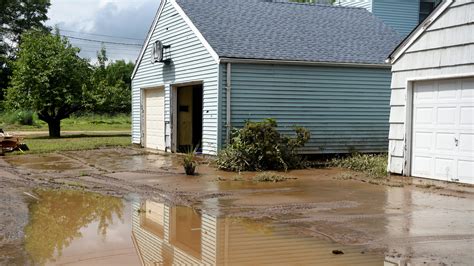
[434,157,455,180]
[459,133,474,153]
[413,156,433,177]
[412,78,474,184]
[438,81,458,99]
[436,107,456,126]
[145,88,165,150]
[457,160,474,183]
[435,132,456,151]
[414,108,433,124]
[459,107,473,126]
[415,81,436,102]
[414,132,433,150]
[461,78,474,98]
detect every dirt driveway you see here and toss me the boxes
[1,148,473,265]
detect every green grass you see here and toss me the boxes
[0,113,131,132]
[330,153,388,178]
[10,134,131,154]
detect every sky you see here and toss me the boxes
[46,0,160,63]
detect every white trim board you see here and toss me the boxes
[169,0,220,63]
[131,0,167,80]
[131,0,220,80]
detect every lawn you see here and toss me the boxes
[0,113,131,132]
[11,134,132,154]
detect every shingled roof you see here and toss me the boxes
[175,0,402,65]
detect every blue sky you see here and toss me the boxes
[47,0,160,63]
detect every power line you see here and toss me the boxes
[69,42,141,51]
[80,49,139,54]
[61,35,143,47]
[58,29,145,41]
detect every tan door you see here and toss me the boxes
[144,88,165,150]
[178,86,193,148]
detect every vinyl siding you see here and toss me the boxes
[131,0,219,154]
[221,63,392,154]
[372,0,420,37]
[337,0,373,11]
[388,1,474,174]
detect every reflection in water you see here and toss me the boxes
[19,190,388,265]
[132,201,383,265]
[23,189,125,265]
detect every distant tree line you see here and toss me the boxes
[0,0,134,137]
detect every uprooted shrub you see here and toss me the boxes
[216,119,310,172]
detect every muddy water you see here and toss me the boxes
[16,190,383,265]
[3,149,474,265]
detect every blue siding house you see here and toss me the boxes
[338,0,442,36]
[131,0,401,155]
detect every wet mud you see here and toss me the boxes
[1,148,473,265]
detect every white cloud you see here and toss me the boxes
[46,0,159,62]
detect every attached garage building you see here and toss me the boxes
[132,0,401,155]
[387,0,474,184]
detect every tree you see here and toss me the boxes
[84,46,134,114]
[0,0,51,103]
[6,30,91,137]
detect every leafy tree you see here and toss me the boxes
[84,46,134,114]
[0,0,51,103]
[5,30,91,137]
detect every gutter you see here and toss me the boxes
[220,58,391,68]
[226,63,232,144]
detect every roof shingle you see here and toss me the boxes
[176,0,402,65]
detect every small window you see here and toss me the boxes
[419,0,442,23]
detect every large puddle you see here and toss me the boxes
[17,190,384,265]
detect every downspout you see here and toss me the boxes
[226,63,232,144]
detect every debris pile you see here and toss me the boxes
[0,129,29,155]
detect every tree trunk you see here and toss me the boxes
[48,119,61,138]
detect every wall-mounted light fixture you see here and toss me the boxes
[152,40,171,65]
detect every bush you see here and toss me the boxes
[330,153,388,178]
[216,119,310,171]
[15,110,35,125]
[1,110,36,125]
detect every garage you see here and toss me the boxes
[387,0,473,184]
[412,78,474,184]
[144,88,165,150]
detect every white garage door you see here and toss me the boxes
[412,78,474,184]
[144,88,165,150]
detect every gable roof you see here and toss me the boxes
[387,0,454,64]
[175,0,402,65]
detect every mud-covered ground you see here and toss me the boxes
[1,148,473,265]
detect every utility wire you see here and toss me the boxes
[61,35,143,47]
[69,42,141,51]
[59,29,145,41]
